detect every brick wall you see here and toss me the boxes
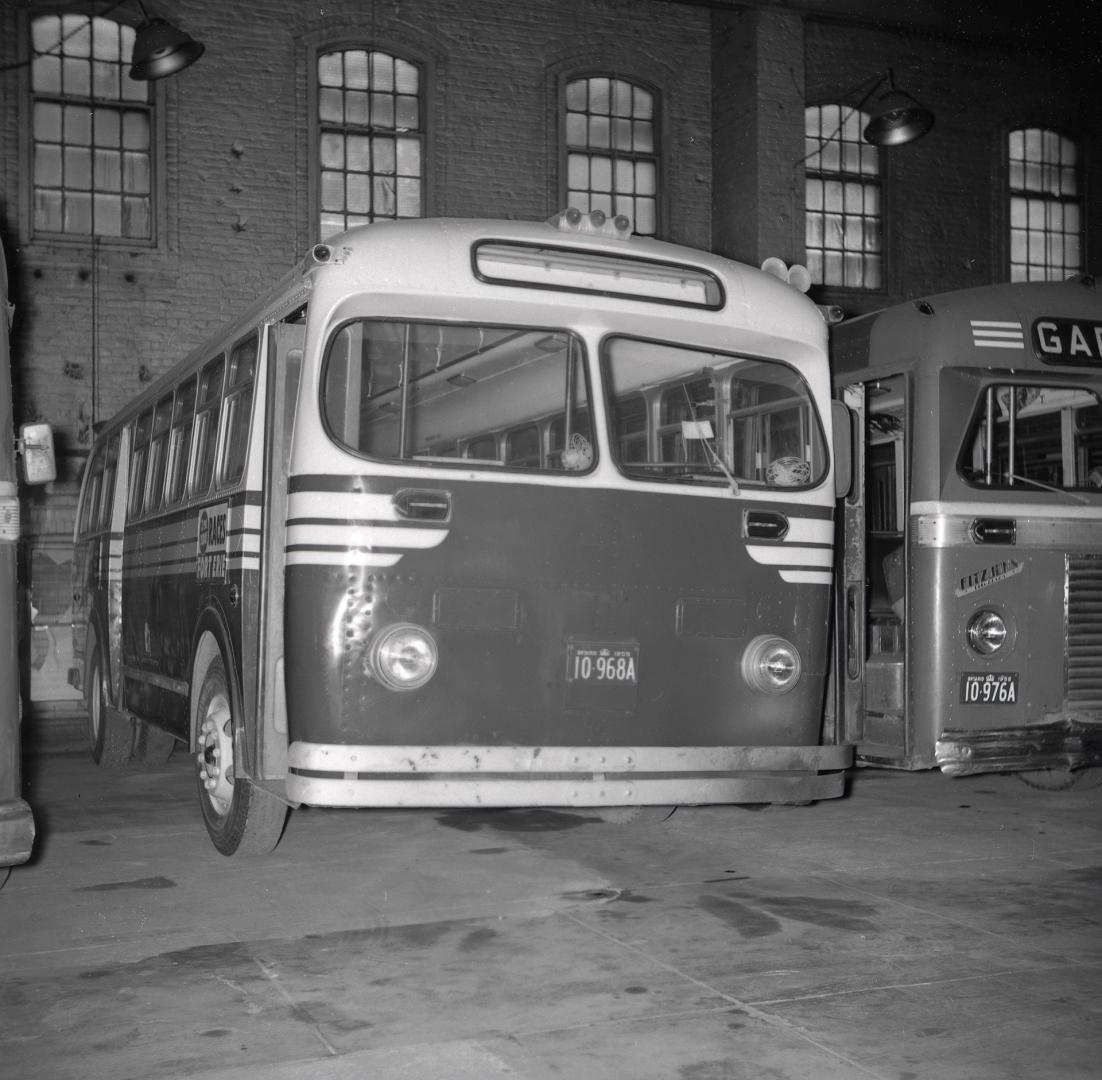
[1,0,1099,727]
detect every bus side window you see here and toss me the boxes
[464,434,499,461]
[99,434,119,529]
[144,393,173,514]
[548,410,593,470]
[191,355,226,498]
[612,394,648,463]
[504,424,540,467]
[219,335,257,488]
[78,444,104,537]
[128,411,152,520]
[165,376,197,506]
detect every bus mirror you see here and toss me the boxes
[18,423,56,485]
[831,401,853,500]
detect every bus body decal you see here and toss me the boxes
[285,489,448,568]
[970,320,1025,350]
[197,502,229,582]
[745,514,834,584]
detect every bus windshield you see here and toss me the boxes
[322,319,594,470]
[321,319,828,488]
[604,337,828,488]
[959,382,1102,491]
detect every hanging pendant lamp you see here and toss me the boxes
[129,5,204,81]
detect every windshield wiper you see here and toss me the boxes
[1006,473,1089,505]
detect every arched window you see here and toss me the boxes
[564,76,658,237]
[30,14,153,241]
[316,47,424,241]
[804,105,881,289]
[1008,128,1081,281]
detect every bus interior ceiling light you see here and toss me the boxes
[129,1,205,81]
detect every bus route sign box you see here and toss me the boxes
[196,503,228,582]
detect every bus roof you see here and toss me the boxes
[831,274,1102,380]
[93,214,827,435]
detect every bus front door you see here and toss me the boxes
[838,375,913,767]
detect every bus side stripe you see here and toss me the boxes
[746,545,833,567]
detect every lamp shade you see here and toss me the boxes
[129,18,204,80]
[863,87,934,146]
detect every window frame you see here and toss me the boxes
[559,71,662,239]
[1006,127,1084,283]
[319,317,595,475]
[308,41,429,242]
[803,103,886,294]
[23,9,164,249]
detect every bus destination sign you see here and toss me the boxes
[1033,317,1102,366]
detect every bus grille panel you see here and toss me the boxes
[1067,555,1102,709]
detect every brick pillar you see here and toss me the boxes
[711,4,806,268]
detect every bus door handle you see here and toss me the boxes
[970,517,1016,545]
[393,488,451,522]
[743,510,789,541]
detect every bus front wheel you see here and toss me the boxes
[193,649,286,856]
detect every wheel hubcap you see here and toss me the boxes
[197,693,235,815]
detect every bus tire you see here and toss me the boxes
[194,650,286,856]
[1018,766,1102,791]
[86,637,132,767]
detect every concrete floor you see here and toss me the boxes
[2,752,1100,1080]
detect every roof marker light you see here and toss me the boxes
[548,207,632,240]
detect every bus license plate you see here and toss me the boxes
[564,642,639,711]
[960,672,1018,705]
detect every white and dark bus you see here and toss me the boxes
[71,211,851,855]
[832,275,1102,789]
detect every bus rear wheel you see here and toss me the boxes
[194,650,286,856]
[86,638,131,767]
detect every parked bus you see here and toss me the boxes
[70,211,852,855]
[831,275,1102,789]
[1,235,55,872]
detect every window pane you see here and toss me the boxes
[31,15,152,241]
[317,48,424,236]
[563,76,660,237]
[322,321,589,474]
[804,105,881,289]
[1008,128,1081,280]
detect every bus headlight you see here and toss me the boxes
[967,610,1008,655]
[369,623,438,690]
[741,635,802,694]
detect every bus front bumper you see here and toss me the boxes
[285,742,853,808]
[935,719,1102,777]
[0,798,35,868]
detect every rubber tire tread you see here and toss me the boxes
[88,643,132,767]
[195,654,286,856]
